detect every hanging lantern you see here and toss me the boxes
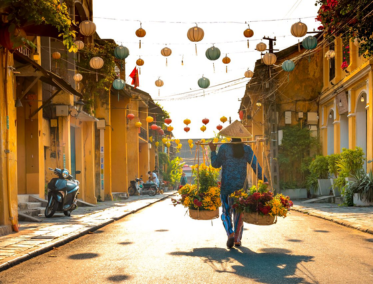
[135,122,142,128]
[155,141,159,147]
[161,46,172,66]
[245,69,254,78]
[167,126,174,132]
[175,139,180,144]
[205,45,221,72]
[263,53,277,66]
[243,24,254,38]
[166,142,171,148]
[188,139,193,144]
[149,136,153,142]
[216,125,223,131]
[114,45,129,71]
[146,116,154,123]
[155,78,164,96]
[177,144,182,149]
[164,118,172,125]
[157,126,161,130]
[184,126,190,132]
[73,73,83,90]
[187,24,204,55]
[135,23,146,49]
[202,118,209,125]
[150,124,158,130]
[291,20,308,52]
[222,54,231,73]
[158,129,165,135]
[89,56,104,81]
[220,116,227,123]
[113,78,125,101]
[282,60,295,81]
[52,51,61,70]
[189,143,194,149]
[256,42,267,52]
[136,57,144,75]
[184,119,191,125]
[325,50,336,60]
[200,125,206,132]
[79,20,96,37]
[239,110,244,120]
[302,36,317,50]
[198,76,210,89]
[74,40,84,62]
[213,138,219,143]
[127,113,135,120]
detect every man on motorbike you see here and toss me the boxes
[148,170,159,187]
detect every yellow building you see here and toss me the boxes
[319,36,373,171]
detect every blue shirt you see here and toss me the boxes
[211,144,267,195]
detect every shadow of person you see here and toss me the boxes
[169,247,316,284]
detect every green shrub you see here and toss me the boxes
[307,156,329,190]
[327,153,341,178]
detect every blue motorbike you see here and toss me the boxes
[45,167,80,218]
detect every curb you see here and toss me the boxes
[292,206,373,236]
[0,193,175,272]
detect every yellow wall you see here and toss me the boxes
[127,100,140,180]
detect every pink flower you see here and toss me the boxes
[341,61,348,69]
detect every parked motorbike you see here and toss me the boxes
[45,167,80,218]
[128,176,143,196]
[141,181,158,196]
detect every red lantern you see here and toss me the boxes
[127,113,135,120]
[239,110,244,120]
[164,118,172,125]
[184,127,190,132]
[157,126,161,130]
[150,124,158,130]
[202,118,209,125]
[158,129,165,135]
[216,125,223,131]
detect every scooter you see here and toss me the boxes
[128,176,143,196]
[45,167,80,218]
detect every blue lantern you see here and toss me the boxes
[302,36,317,50]
[205,45,221,72]
[113,78,125,101]
[282,60,295,81]
[114,45,129,70]
[198,76,210,89]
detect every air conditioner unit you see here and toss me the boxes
[285,111,292,124]
[96,120,106,129]
[56,105,69,117]
[307,112,318,125]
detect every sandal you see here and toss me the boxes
[227,233,235,249]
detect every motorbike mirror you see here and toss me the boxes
[48,167,53,171]
[76,170,81,174]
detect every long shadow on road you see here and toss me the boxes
[170,247,317,284]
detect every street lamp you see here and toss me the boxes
[70,99,85,117]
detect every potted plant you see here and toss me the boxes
[230,181,293,225]
[308,155,331,196]
[328,154,341,196]
[346,169,373,206]
[172,163,221,220]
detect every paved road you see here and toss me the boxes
[1,198,373,284]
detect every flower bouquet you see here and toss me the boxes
[172,163,221,220]
[230,181,293,225]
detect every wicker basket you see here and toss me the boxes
[243,212,277,226]
[189,209,219,220]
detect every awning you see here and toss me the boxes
[110,88,132,99]
[76,111,99,122]
[22,23,79,40]
[13,50,82,98]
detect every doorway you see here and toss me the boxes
[70,126,76,176]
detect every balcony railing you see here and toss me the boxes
[139,127,147,141]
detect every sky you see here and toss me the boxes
[94,0,320,139]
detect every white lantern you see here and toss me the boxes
[155,78,164,96]
[79,20,96,37]
[256,42,267,52]
[74,40,84,62]
[291,21,308,37]
[263,53,277,66]
[244,69,254,78]
[73,73,83,90]
[89,57,104,81]
[325,50,336,60]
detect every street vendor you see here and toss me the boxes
[209,120,268,249]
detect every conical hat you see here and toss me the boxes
[218,120,252,138]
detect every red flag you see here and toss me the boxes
[129,67,139,89]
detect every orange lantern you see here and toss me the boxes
[135,122,142,128]
[222,54,231,73]
[146,116,154,123]
[161,46,172,66]
[135,23,146,48]
[200,125,206,132]
[243,24,254,38]
[220,116,227,123]
[167,126,174,132]
[127,113,135,120]
[184,118,191,125]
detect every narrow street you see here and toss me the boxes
[1,197,372,284]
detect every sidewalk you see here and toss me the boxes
[292,201,373,235]
[0,191,175,271]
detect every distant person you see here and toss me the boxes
[209,121,268,249]
[148,170,159,187]
[180,172,187,186]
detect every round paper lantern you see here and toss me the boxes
[198,76,210,89]
[256,42,267,52]
[135,122,142,128]
[164,118,172,125]
[158,129,165,135]
[79,20,96,37]
[200,125,206,132]
[136,23,146,49]
[114,45,129,60]
[161,46,172,66]
[187,24,204,55]
[282,60,295,72]
[216,125,223,131]
[113,78,125,90]
[263,53,277,66]
[184,127,190,132]
[302,36,317,50]
[150,124,158,130]
[136,58,144,66]
[222,54,231,73]
[127,113,135,120]
[74,40,84,50]
[184,119,191,125]
[325,50,336,60]
[243,25,254,38]
[155,78,164,87]
[52,52,61,60]
[188,139,193,144]
[73,73,83,82]
[89,56,104,81]
[245,69,254,78]
[220,116,227,123]
[291,20,308,37]
[205,46,221,61]
[146,116,154,123]
[155,141,159,147]
[239,110,244,120]
[202,118,209,125]
[157,126,161,130]
[167,126,174,132]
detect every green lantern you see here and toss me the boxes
[205,45,221,72]
[114,45,129,70]
[302,36,317,50]
[282,60,295,81]
[198,76,210,89]
[113,78,125,101]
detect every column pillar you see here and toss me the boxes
[83,121,97,204]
